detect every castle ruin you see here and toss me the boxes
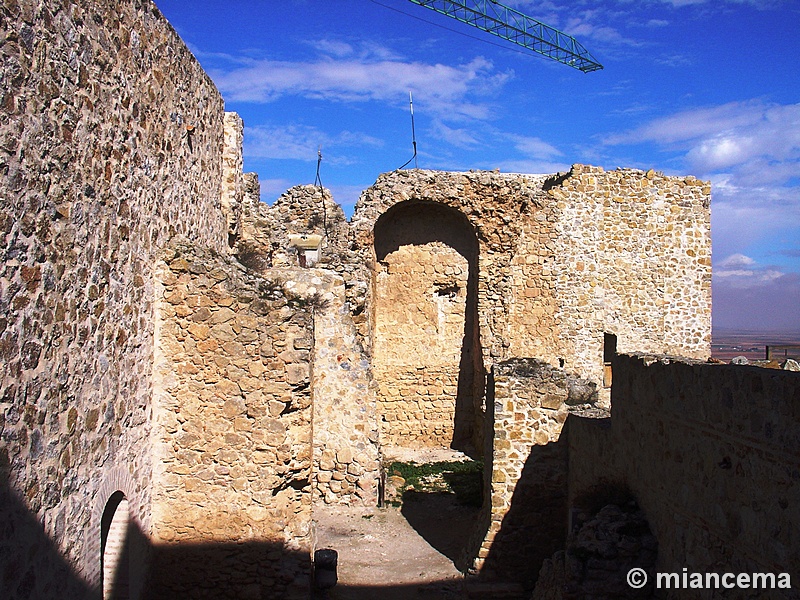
[2,2,797,599]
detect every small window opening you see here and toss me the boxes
[434,283,459,298]
[603,333,617,388]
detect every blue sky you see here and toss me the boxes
[154,0,800,333]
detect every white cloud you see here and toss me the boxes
[606,100,800,161]
[662,0,783,6]
[711,195,800,263]
[715,269,787,284]
[713,272,800,330]
[245,125,324,162]
[507,134,563,160]
[605,100,798,146]
[430,121,481,150]
[719,253,755,268]
[307,39,354,58]
[327,183,370,216]
[209,53,510,121]
[661,0,706,6]
[564,16,642,47]
[244,125,383,165]
[714,253,785,289]
[595,102,800,283]
[257,178,294,203]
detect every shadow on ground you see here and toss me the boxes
[401,491,479,563]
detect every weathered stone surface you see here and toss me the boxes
[0,0,230,595]
[152,243,313,598]
[469,358,572,582]
[1,1,731,597]
[373,238,474,448]
[533,502,658,600]
[351,167,712,415]
[568,354,800,598]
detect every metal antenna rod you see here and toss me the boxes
[410,91,418,169]
[315,146,328,237]
[400,91,419,170]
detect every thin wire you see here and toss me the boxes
[315,146,328,238]
[399,91,418,170]
[367,0,536,59]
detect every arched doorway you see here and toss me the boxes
[101,491,130,600]
[372,200,482,455]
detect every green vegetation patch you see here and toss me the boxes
[386,459,483,507]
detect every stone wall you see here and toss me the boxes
[0,0,229,594]
[468,359,578,587]
[351,167,710,453]
[373,240,471,448]
[568,354,800,598]
[305,272,381,507]
[353,170,544,366]
[239,184,350,270]
[236,185,381,507]
[0,0,723,596]
[548,166,711,401]
[151,242,313,598]
[221,112,244,245]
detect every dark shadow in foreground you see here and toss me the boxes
[479,422,569,591]
[2,431,566,600]
[397,411,570,596]
[3,470,495,600]
[0,476,99,600]
[401,491,481,564]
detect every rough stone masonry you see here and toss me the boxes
[2,1,753,599]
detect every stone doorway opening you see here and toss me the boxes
[372,200,483,457]
[101,491,130,600]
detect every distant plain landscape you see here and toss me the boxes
[711,329,800,362]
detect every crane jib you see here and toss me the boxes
[407,0,603,73]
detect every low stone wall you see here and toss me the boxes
[568,354,800,599]
[304,273,381,507]
[471,359,574,587]
[152,242,313,599]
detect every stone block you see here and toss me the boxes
[286,363,309,385]
[337,447,354,464]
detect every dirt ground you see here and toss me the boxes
[313,499,475,599]
[311,448,529,600]
[312,448,479,600]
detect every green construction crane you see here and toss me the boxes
[407,0,603,73]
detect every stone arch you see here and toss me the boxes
[372,199,483,454]
[101,491,130,600]
[89,468,147,599]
